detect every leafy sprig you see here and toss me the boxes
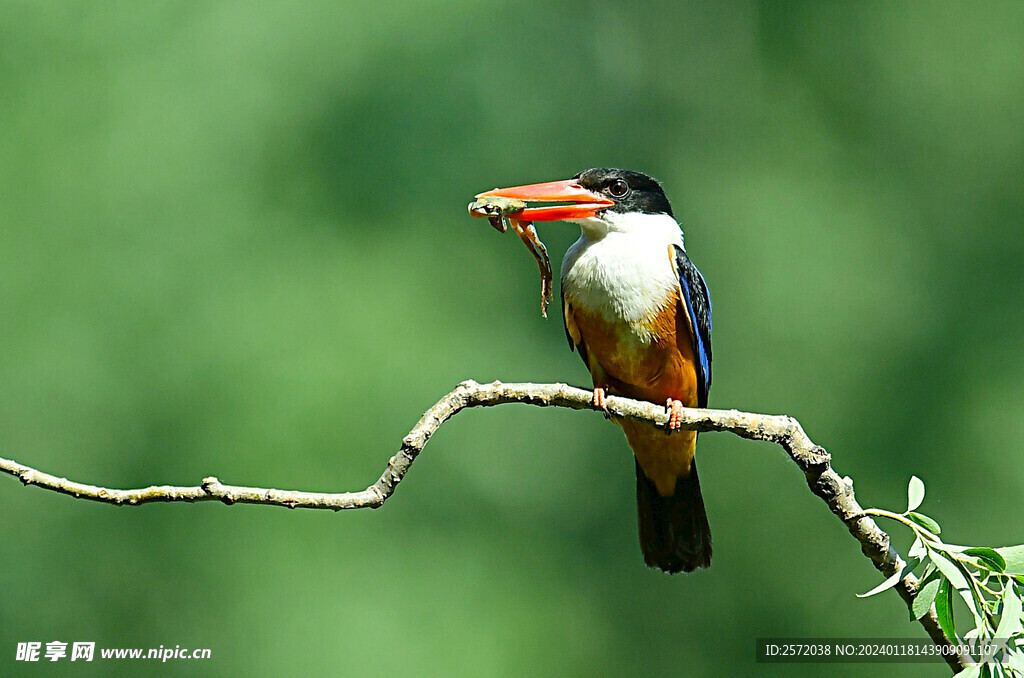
[858,476,1024,677]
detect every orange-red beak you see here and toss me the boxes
[476,179,614,221]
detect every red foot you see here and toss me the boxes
[592,387,609,417]
[665,399,684,431]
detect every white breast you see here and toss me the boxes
[561,211,684,333]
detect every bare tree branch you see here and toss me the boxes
[0,379,968,672]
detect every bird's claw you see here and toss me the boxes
[592,387,611,418]
[665,399,684,432]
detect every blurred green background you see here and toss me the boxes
[2,1,1022,676]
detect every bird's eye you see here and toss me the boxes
[607,179,629,198]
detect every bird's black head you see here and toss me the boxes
[573,168,674,218]
[475,168,673,223]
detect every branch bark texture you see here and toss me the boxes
[0,379,968,672]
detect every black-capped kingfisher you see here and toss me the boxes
[477,168,713,573]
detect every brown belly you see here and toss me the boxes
[568,300,700,496]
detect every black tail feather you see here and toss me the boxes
[635,458,712,573]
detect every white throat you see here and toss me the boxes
[561,211,684,331]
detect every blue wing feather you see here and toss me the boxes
[673,246,712,408]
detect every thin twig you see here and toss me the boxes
[0,379,969,672]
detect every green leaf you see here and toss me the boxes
[857,569,905,598]
[920,562,936,581]
[931,549,970,591]
[909,536,928,560]
[913,577,942,620]
[963,547,1007,573]
[1007,649,1024,673]
[993,582,1023,647]
[907,511,942,535]
[907,475,925,512]
[857,557,920,598]
[995,545,1024,576]
[954,663,981,678]
[932,547,987,631]
[935,577,957,643]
